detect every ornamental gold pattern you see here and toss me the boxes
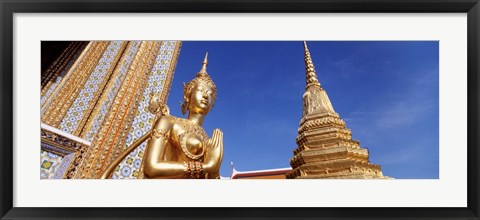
[40,41,181,179]
[41,42,110,127]
[101,42,162,177]
[113,41,181,179]
[287,42,389,179]
[40,150,64,179]
[75,41,151,178]
[81,41,143,142]
[72,41,128,137]
[160,42,181,104]
[170,115,208,160]
[77,42,161,178]
[58,41,127,136]
[151,127,169,141]
[41,42,94,112]
[40,127,89,179]
[183,161,204,179]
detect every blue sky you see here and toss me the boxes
[166,41,439,179]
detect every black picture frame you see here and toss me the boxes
[1,0,479,219]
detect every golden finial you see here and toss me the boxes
[200,52,208,73]
[303,41,321,88]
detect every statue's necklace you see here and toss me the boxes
[177,119,208,160]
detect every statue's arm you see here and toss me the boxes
[143,117,186,179]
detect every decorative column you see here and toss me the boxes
[40,41,182,179]
[111,41,181,179]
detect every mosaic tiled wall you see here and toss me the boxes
[41,127,90,179]
[41,43,88,113]
[78,42,163,178]
[40,150,64,179]
[83,41,142,142]
[113,41,180,179]
[41,41,181,179]
[58,41,125,136]
[41,42,111,128]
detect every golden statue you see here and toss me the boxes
[101,52,223,179]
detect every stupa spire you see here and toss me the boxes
[301,41,335,116]
[304,41,321,88]
[287,42,389,179]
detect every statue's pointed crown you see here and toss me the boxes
[304,41,321,88]
[183,52,217,103]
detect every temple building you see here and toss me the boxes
[227,162,291,179]
[231,167,291,179]
[286,42,387,179]
[41,41,181,179]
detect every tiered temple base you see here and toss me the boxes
[287,112,388,179]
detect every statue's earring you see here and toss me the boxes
[209,102,215,112]
[149,92,160,114]
[181,82,188,115]
[180,101,187,115]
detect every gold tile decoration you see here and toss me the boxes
[113,41,181,179]
[40,127,89,179]
[40,41,181,179]
[75,42,163,178]
[41,42,110,127]
[58,41,127,137]
[101,42,162,176]
[40,150,64,179]
[81,41,142,142]
[41,42,93,113]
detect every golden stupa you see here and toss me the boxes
[287,42,388,179]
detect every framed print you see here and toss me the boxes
[1,0,479,219]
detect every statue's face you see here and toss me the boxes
[188,82,214,114]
